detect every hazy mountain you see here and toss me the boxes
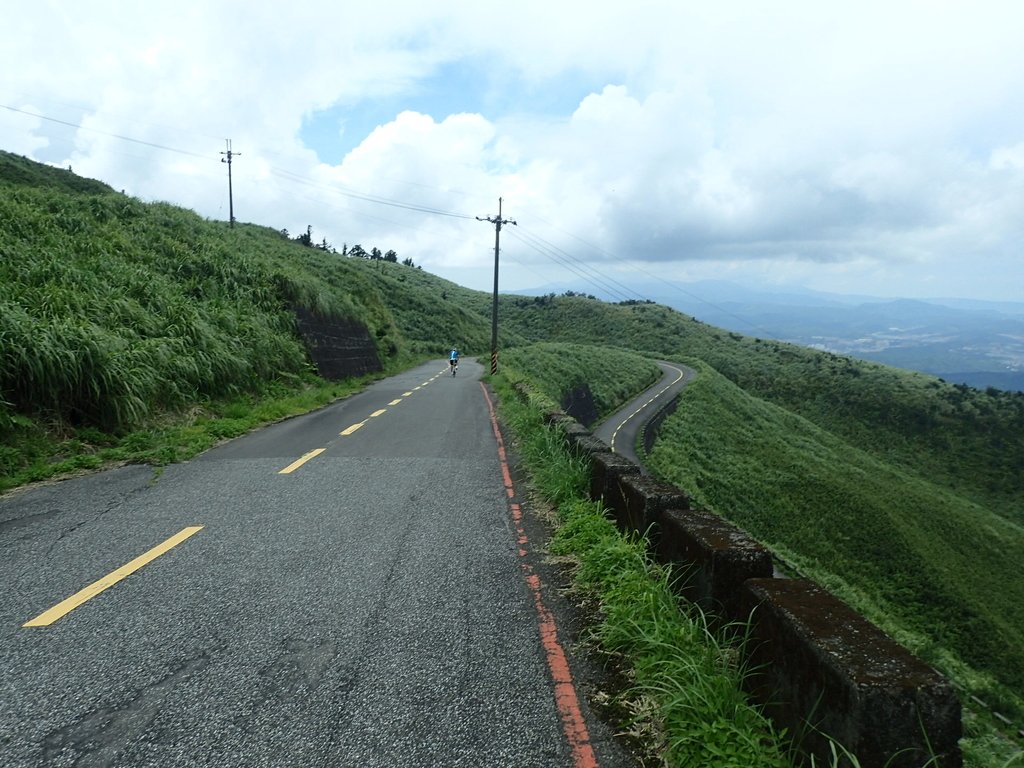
[522,279,1024,392]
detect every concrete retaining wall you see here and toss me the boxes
[740,578,962,768]
[292,306,381,379]
[540,405,962,768]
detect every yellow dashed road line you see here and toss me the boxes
[23,526,204,627]
[279,448,326,474]
[286,366,444,471]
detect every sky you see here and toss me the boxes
[2,0,1023,304]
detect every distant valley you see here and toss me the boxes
[524,279,1024,392]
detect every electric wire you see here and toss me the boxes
[515,205,783,337]
[267,166,474,220]
[1,103,212,159]
[507,228,643,304]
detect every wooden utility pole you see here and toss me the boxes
[476,198,516,374]
[220,139,240,227]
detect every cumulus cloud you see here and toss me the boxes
[2,0,1022,300]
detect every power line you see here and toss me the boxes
[3,103,475,223]
[267,167,475,220]
[0,103,212,159]
[507,228,642,303]
[509,206,781,337]
[2,101,802,338]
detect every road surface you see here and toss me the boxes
[0,359,639,768]
[593,361,695,468]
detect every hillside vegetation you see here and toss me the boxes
[2,153,1023,759]
[488,297,1024,717]
[497,344,1024,767]
[486,295,1024,526]
[0,150,509,480]
[501,342,661,419]
[645,363,1024,704]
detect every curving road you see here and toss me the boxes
[0,359,638,768]
[593,361,695,469]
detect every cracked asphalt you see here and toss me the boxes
[0,359,641,768]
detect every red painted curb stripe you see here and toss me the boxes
[480,383,600,768]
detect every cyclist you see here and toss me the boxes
[449,347,460,375]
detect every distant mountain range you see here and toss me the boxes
[520,279,1024,392]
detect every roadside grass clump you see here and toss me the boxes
[0,374,373,495]
[557,503,792,768]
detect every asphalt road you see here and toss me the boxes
[593,361,695,467]
[0,359,639,768]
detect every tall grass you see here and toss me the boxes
[0,173,393,437]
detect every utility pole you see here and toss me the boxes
[476,197,516,374]
[220,139,240,228]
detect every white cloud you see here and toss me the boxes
[2,0,1023,301]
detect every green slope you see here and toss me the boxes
[645,363,1024,701]
[0,150,507,436]
[490,296,1024,528]
[491,297,1024,710]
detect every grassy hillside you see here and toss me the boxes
[645,362,1024,705]
[0,150,505,478]
[501,342,661,419]
[488,296,1024,527]
[496,343,1024,766]
[490,296,1024,716]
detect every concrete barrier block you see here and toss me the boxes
[557,419,593,444]
[566,433,608,461]
[656,508,773,622]
[617,474,692,539]
[541,408,569,426]
[740,578,962,768]
[587,450,641,510]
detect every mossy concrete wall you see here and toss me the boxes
[540,407,962,768]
